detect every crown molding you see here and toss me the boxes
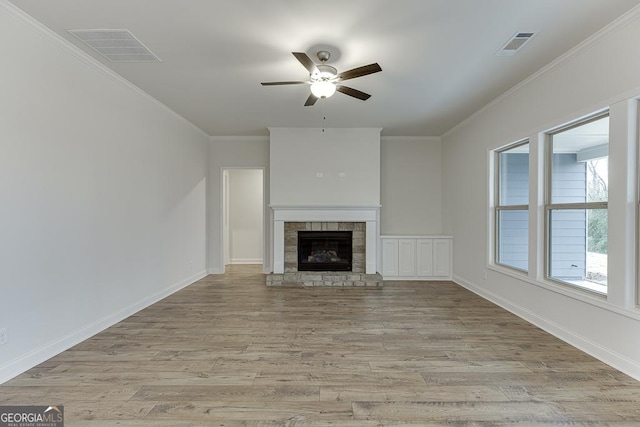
[381,136,441,143]
[209,135,269,143]
[442,4,640,140]
[0,0,209,139]
[267,127,383,133]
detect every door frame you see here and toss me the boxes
[219,167,268,273]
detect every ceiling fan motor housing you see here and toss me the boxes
[312,64,337,81]
[316,50,331,62]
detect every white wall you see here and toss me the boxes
[228,169,263,264]
[0,3,209,383]
[442,8,640,379]
[210,131,439,273]
[380,137,442,235]
[208,137,269,273]
[269,128,381,206]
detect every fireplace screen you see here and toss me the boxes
[297,231,352,271]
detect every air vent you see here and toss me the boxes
[496,32,536,56]
[67,29,161,62]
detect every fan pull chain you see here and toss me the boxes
[322,101,326,133]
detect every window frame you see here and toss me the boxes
[637,102,640,308]
[544,112,609,295]
[494,139,530,273]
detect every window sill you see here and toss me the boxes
[563,279,607,295]
[487,264,640,321]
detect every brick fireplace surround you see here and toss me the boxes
[267,206,383,287]
[285,222,364,273]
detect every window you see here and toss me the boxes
[546,114,609,294]
[495,141,529,271]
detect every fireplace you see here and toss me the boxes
[283,222,365,273]
[298,231,352,271]
[267,206,383,287]
[270,206,379,275]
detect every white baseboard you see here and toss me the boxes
[207,265,269,274]
[0,270,207,384]
[453,274,640,381]
[382,275,453,281]
[230,258,263,264]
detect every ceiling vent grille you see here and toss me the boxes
[67,29,161,62]
[496,32,536,56]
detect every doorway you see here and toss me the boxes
[222,168,264,271]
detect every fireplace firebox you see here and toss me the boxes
[297,231,352,271]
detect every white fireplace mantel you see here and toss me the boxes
[271,205,380,274]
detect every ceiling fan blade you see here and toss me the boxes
[337,63,382,81]
[304,93,319,106]
[261,81,309,86]
[292,52,318,74]
[336,85,371,101]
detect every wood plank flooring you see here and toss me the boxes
[2,265,640,425]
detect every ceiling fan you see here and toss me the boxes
[261,50,382,106]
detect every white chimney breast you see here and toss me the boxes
[268,127,381,206]
[268,127,382,274]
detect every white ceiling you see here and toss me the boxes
[9,0,640,137]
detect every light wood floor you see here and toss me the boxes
[2,265,640,426]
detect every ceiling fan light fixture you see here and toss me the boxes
[310,81,336,98]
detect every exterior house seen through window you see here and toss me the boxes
[495,141,529,272]
[547,114,609,294]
